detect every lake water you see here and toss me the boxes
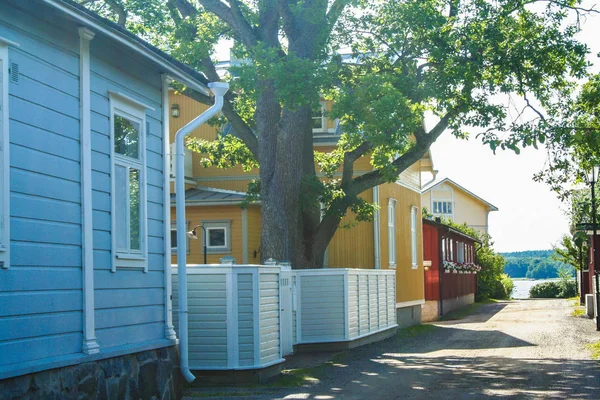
[511,279,558,299]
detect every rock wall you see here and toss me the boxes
[1,346,182,400]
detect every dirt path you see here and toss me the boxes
[185,300,600,399]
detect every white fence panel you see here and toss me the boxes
[293,269,397,345]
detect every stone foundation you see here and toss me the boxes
[442,293,475,315]
[422,301,440,322]
[0,346,182,400]
[396,304,422,329]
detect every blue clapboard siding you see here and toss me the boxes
[0,2,84,368]
[0,0,173,376]
[88,30,167,349]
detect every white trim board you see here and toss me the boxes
[396,299,425,309]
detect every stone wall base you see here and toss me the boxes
[396,304,422,329]
[442,293,475,315]
[422,301,440,322]
[0,347,182,400]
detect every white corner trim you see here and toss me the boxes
[241,208,248,264]
[0,36,19,47]
[108,90,156,111]
[162,74,177,340]
[78,27,99,355]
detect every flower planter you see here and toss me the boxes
[452,270,457,274]
[445,269,450,274]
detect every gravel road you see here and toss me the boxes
[185,299,600,399]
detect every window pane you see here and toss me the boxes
[312,117,323,129]
[208,228,226,247]
[171,230,177,249]
[114,115,140,159]
[447,202,453,214]
[115,165,127,250]
[129,168,141,250]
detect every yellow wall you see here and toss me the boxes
[379,183,424,303]
[171,205,243,264]
[247,206,262,264]
[328,190,375,269]
[453,188,489,234]
[197,179,254,193]
[423,182,491,234]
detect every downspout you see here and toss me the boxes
[373,186,381,269]
[175,82,229,383]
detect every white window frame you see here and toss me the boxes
[457,241,465,263]
[110,93,148,272]
[410,206,418,269]
[203,220,232,254]
[312,101,327,133]
[0,41,11,269]
[388,198,396,268]
[432,200,453,215]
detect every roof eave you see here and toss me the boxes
[43,0,210,96]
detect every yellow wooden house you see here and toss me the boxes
[168,90,435,326]
[421,178,498,235]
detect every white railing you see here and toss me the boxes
[292,269,397,344]
[169,143,193,178]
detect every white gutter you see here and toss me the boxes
[373,186,381,270]
[422,170,439,190]
[175,82,229,383]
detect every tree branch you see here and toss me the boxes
[198,0,259,48]
[199,56,259,158]
[341,141,373,187]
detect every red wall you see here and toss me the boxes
[423,222,440,301]
[423,220,477,301]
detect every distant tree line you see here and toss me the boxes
[501,250,575,279]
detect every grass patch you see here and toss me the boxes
[267,353,349,388]
[587,341,600,360]
[398,324,439,338]
[572,308,586,317]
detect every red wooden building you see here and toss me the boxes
[422,218,481,322]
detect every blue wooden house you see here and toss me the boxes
[0,0,210,397]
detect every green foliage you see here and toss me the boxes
[529,279,577,299]
[186,135,258,172]
[502,249,575,279]
[500,274,514,299]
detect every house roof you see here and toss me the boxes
[42,0,209,94]
[170,187,248,205]
[422,177,499,212]
[423,218,482,243]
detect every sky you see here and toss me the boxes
[429,3,600,253]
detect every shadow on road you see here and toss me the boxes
[439,302,509,324]
[295,355,600,399]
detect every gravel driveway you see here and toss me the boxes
[185,299,600,399]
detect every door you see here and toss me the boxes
[279,267,293,356]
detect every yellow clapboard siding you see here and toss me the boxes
[378,183,424,303]
[247,206,262,263]
[328,190,374,269]
[198,180,252,193]
[171,205,243,264]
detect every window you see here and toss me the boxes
[433,201,453,215]
[441,238,447,261]
[203,220,232,254]
[457,242,465,263]
[312,102,327,132]
[171,221,190,253]
[388,199,396,267]
[449,239,454,261]
[411,206,418,268]
[110,93,147,271]
[0,42,10,269]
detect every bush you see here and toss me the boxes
[529,279,577,298]
[500,274,514,298]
